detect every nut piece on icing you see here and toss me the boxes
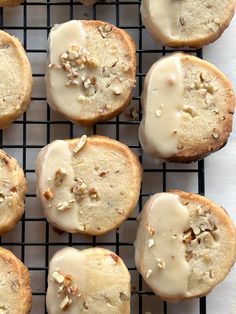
[156,258,166,269]
[146,223,155,236]
[148,239,155,248]
[59,295,72,311]
[54,167,67,186]
[52,271,65,284]
[43,188,53,200]
[145,269,152,278]
[56,201,72,211]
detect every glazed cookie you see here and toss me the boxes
[0,30,32,129]
[0,150,27,235]
[0,247,32,313]
[47,247,131,314]
[139,53,235,163]
[36,135,142,235]
[0,0,22,6]
[141,0,236,48]
[46,20,136,125]
[135,191,236,302]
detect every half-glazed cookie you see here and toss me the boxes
[0,30,32,129]
[0,150,27,235]
[46,20,136,125]
[0,247,32,313]
[135,191,236,302]
[36,135,142,235]
[139,53,235,163]
[47,247,131,313]
[141,0,236,48]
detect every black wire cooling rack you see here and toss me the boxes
[0,1,206,313]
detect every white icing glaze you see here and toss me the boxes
[140,0,178,43]
[46,247,130,313]
[36,140,80,231]
[139,54,184,159]
[46,247,86,314]
[46,20,87,115]
[135,193,191,299]
[141,0,172,37]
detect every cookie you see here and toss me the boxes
[46,20,136,125]
[0,150,27,235]
[46,247,131,314]
[139,53,235,163]
[0,0,22,6]
[141,0,236,48]
[0,247,32,313]
[36,135,142,235]
[0,30,32,129]
[135,191,236,302]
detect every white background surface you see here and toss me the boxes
[204,15,236,314]
[0,1,236,313]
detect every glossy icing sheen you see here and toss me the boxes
[36,140,81,231]
[140,0,178,42]
[46,247,86,314]
[46,20,87,115]
[139,54,184,159]
[47,247,131,313]
[141,0,172,36]
[135,193,191,299]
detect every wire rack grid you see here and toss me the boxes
[0,0,206,313]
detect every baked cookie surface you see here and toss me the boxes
[0,149,27,235]
[47,247,131,314]
[141,0,236,48]
[135,191,236,302]
[139,53,235,163]
[46,20,136,125]
[36,135,142,235]
[0,247,32,313]
[0,0,22,6]
[0,30,32,129]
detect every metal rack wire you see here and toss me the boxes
[0,1,205,313]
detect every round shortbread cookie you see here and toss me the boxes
[135,191,236,302]
[0,30,32,129]
[0,149,27,235]
[141,0,236,48]
[0,247,32,313]
[139,53,235,163]
[47,247,131,314]
[36,135,142,235]
[46,20,136,125]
